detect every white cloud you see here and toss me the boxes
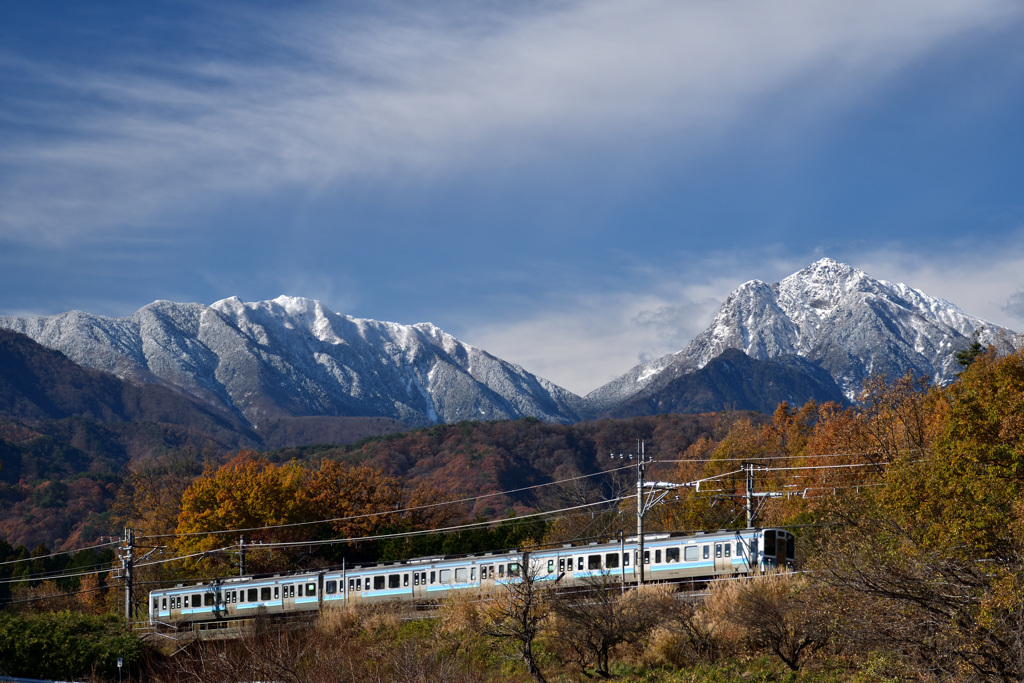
[1,0,1019,242]
[462,252,785,395]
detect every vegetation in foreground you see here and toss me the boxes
[3,346,1024,681]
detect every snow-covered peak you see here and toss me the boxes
[586,258,1021,410]
[0,296,582,427]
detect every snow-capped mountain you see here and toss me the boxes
[0,296,583,427]
[586,258,1021,412]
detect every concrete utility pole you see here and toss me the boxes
[613,441,693,586]
[238,537,246,576]
[121,528,134,625]
[635,441,647,585]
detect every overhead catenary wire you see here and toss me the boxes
[136,496,625,568]
[146,463,639,541]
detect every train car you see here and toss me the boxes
[149,527,795,627]
[149,570,324,624]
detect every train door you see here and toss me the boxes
[282,581,298,611]
[411,569,427,600]
[479,563,496,593]
[713,543,729,573]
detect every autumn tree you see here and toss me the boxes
[175,451,311,570]
[812,349,1024,681]
[481,557,551,683]
[712,570,828,671]
[549,572,676,677]
[305,460,404,540]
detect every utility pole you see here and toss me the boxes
[612,440,693,586]
[238,537,246,577]
[635,440,648,585]
[121,528,134,625]
[742,462,773,528]
[745,463,755,528]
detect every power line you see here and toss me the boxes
[0,563,117,586]
[0,539,119,567]
[148,463,638,541]
[135,497,624,569]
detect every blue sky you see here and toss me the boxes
[2,0,1024,395]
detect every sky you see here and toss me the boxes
[2,0,1024,396]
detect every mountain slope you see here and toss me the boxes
[586,258,1021,412]
[0,328,258,443]
[603,348,848,418]
[0,296,583,428]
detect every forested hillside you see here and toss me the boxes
[4,348,1024,682]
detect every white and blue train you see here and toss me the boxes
[149,527,795,626]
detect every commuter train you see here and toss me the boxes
[149,527,795,626]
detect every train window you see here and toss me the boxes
[666,548,680,563]
[577,557,584,571]
[274,587,280,600]
[588,554,601,570]
[736,542,743,557]
[389,575,400,589]
[261,587,271,601]
[307,582,316,595]
[248,589,257,602]
[374,576,385,590]
[357,578,363,591]
[349,579,356,591]
[715,544,722,558]
[326,581,337,595]
[509,563,520,577]
[414,573,420,586]
[787,534,795,561]
[684,546,699,562]
[558,559,565,572]
[703,545,709,560]
[162,597,167,610]
[547,559,554,573]
[724,544,731,558]
[655,549,662,564]
[643,551,650,565]
[430,571,436,584]
[751,539,758,559]
[498,565,504,578]
[470,568,476,581]
[455,568,467,582]
[623,552,630,567]
[605,553,619,569]
[765,530,776,556]
[439,569,451,583]
[205,593,215,606]
[300,584,306,597]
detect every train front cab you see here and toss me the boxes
[760,528,795,570]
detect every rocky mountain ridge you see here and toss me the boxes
[2,259,1018,426]
[585,258,1021,413]
[0,296,583,428]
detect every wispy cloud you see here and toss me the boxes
[1,0,1018,243]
